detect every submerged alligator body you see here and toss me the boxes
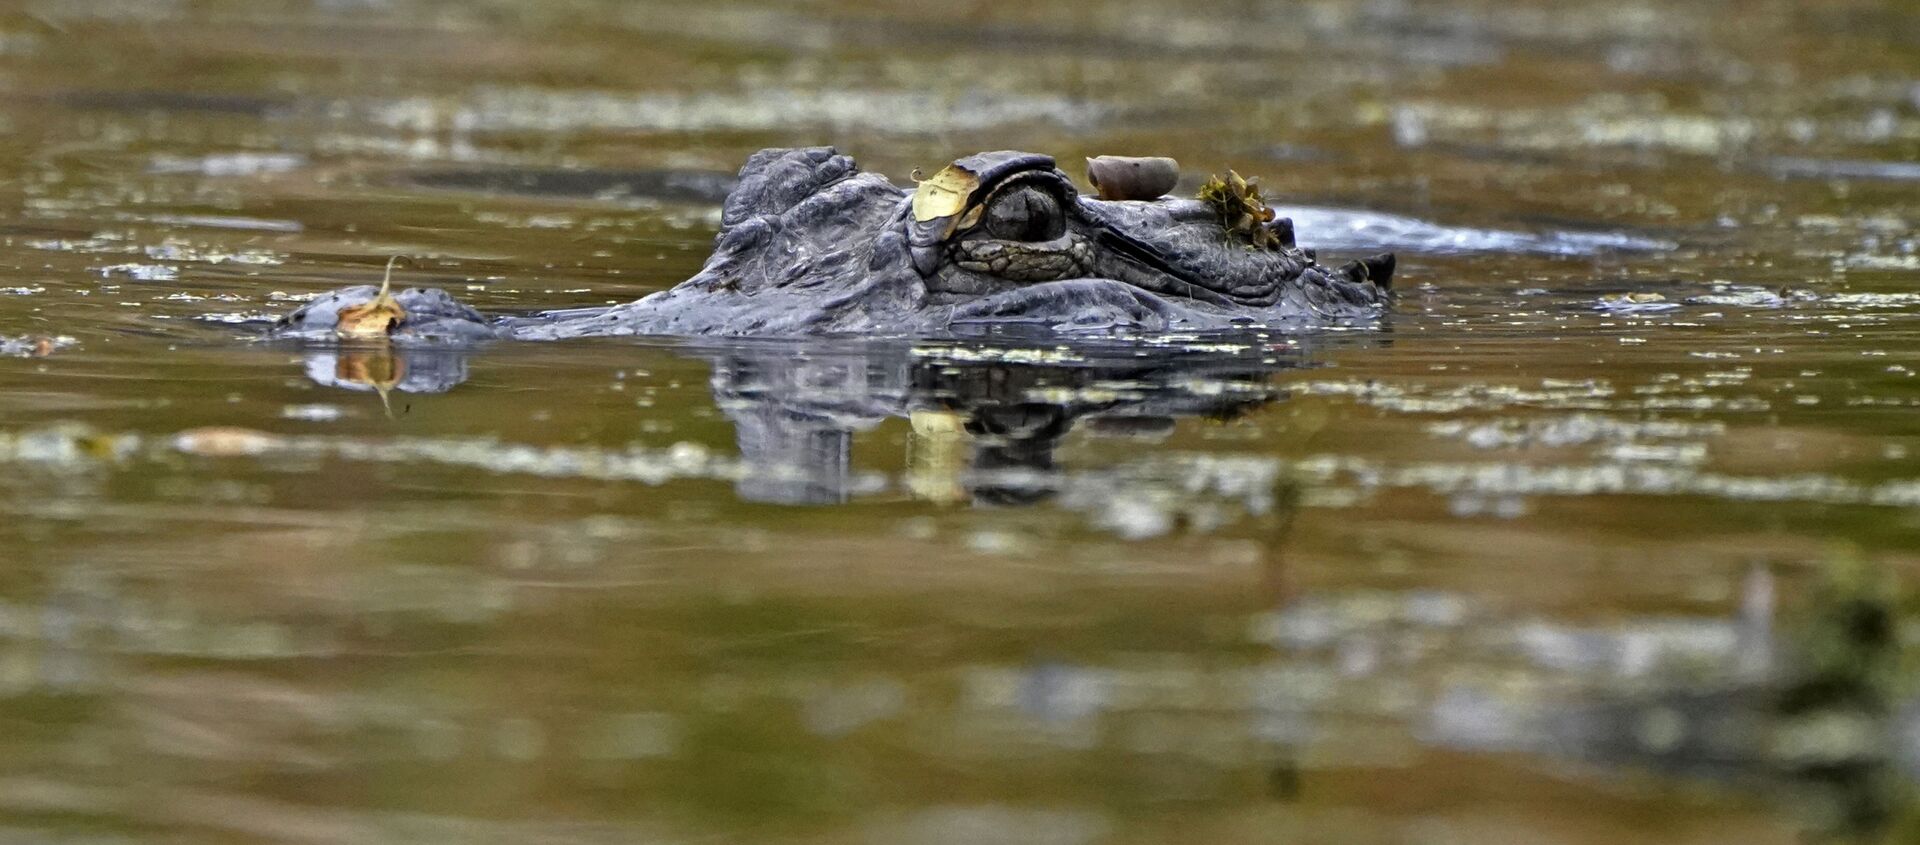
[277,148,1395,340]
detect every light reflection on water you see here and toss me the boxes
[1,0,1919,841]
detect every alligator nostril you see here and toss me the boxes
[1337,253,1397,289]
[1268,217,1296,250]
[1362,253,1396,288]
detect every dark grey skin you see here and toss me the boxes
[276,147,1394,340]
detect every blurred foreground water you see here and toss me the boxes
[1,0,1919,841]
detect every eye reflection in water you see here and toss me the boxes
[293,341,1919,842]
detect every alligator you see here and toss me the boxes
[274,147,1395,340]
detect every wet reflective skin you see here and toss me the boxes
[276,149,1395,339]
[4,0,1920,842]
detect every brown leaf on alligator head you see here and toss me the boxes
[334,256,409,339]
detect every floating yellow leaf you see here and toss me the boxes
[335,256,408,339]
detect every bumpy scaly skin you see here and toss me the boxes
[276,147,1393,341]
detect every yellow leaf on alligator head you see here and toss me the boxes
[910,163,981,227]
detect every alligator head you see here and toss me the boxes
[276,147,1394,340]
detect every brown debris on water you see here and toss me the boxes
[172,427,285,457]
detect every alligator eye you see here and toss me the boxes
[982,184,1065,242]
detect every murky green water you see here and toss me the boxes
[2,0,1919,841]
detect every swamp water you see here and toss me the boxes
[1,0,1919,842]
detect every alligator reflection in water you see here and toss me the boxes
[303,344,470,418]
[307,340,1310,507]
[706,346,1293,506]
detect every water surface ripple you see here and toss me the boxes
[1,0,1918,842]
